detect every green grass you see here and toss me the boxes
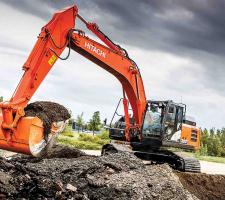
[168,148,225,164]
[58,127,110,150]
[57,136,102,150]
[195,154,225,164]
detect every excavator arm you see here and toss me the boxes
[0,5,147,156]
[70,32,147,139]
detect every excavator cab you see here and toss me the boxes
[109,99,200,151]
[141,100,185,149]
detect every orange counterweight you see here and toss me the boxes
[181,124,201,150]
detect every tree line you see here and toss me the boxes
[70,111,102,134]
[200,128,225,157]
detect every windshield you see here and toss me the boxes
[142,108,162,137]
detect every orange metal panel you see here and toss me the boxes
[181,124,201,150]
[0,114,45,155]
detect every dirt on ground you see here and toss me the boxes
[0,145,197,200]
[0,145,225,199]
[176,171,225,200]
[25,101,71,138]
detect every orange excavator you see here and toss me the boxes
[0,5,200,171]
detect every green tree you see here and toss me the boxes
[221,128,225,148]
[84,123,88,131]
[209,128,215,137]
[89,111,101,135]
[68,118,74,126]
[212,135,223,156]
[199,128,208,155]
[200,127,225,157]
[76,112,84,133]
[0,96,3,102]
[201,128,209,147]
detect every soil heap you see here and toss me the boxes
[25,101,71,137]
[0,145,197,200]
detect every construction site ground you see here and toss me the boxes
[83,150,225,175]
[0,145,225,200]
[1,149,225,175]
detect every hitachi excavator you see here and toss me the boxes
[0,5,200,172]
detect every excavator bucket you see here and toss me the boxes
[0,101,70,157]
[0,114,67,157]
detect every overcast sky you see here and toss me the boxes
[0,0,225,129]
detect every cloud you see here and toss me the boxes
[2,0,225,54]
[0,1,225,128]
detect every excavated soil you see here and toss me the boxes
[25,101,71,138]
[0,145,197,200]
[176,172,225,200]
[0,145,224,199]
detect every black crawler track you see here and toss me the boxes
[102,143,201,173]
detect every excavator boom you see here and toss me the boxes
[0,5,146,155]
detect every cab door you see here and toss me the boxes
[163,103,184,140]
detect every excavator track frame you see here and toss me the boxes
[102,142,201,173]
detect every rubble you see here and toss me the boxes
[0,145,224,199]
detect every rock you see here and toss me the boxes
[0,171,11,184]
[55,180,64,191]
[25,174,31,179]
[66,183,77,192]
[106,167,115,174]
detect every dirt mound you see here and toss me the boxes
[1,145,225,199]
[44,144,86,159]
[0,145,197,200]
[176,171,225,200]
[25,101,71,138]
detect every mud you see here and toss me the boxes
[25,101,71,138]
[176,171,225,200]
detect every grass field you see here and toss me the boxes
[171,149,225,164]
[57,126,110,150]
[195,154,225,164]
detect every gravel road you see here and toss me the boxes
[200,160,225,175]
